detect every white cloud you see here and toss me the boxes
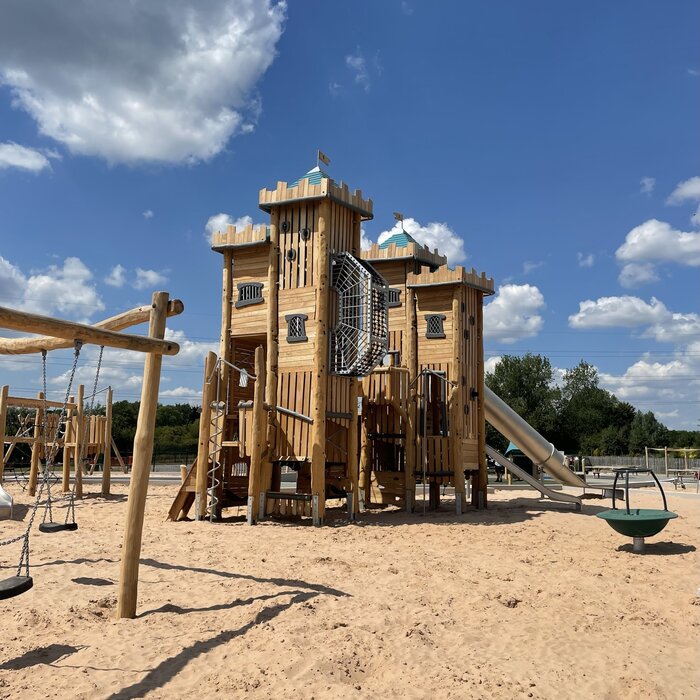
[615,219,700,267]
[134,268,168,290]
[643,311,700,343]
[374,217,467,264]
[666,176,700,205]
[569,296,668,329]
[142,210,154,220]
[0,142,51,172]
[522,260,544,275]
[346,49,370,92]
[483,284,545,343]
[0,1,286,164]
[0,254,104,320]
[484,356,501,374]
[577,252,594,268]
[640,177,655,195]
[204,212,262,244]
[618,262,659,288]
[360,227,372,251]
[104,264,126,288]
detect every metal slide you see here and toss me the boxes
[484,385,586,488]
[486,445,581,510]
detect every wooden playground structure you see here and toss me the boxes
[170,166,494,526]
[0,293,182,618]
[0,383,126,498]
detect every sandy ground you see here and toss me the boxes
[0,482,698,700]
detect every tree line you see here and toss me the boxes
[486,354,699,456]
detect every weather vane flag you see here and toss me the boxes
[317,149,330,167]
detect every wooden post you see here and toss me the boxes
[347,377,360,518]
[0,385,7,483]
[259,208,280,506]
[451,288,466,514]
[645,446,649,470]
[116,291,170,619]
[404,287,418,511]
[248,346,266,524]
[309,199,331,525]
[359,412,370,510]
[195,351,217,520]
[62,397,73,492]
[75,384,84,499]
[664,446,668,476]
[101,387,113,496]
[28,392,44,496]
[474,293,488,508]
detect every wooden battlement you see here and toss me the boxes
[259,176,373,219]
[407,264,495,294]
[362,240,447,268]
[211,224,269,251]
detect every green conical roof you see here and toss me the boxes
[379,231,418,249]
[291,166,331,187]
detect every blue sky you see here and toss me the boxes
[0,0,698,430]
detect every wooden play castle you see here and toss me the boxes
[169,166,494,525]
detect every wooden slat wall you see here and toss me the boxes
[275,370,313,460]
[230,247,269,336]
[415,287,454,365]
[278,288,316,368]
[278,203,317,290]
[328,201,354,254]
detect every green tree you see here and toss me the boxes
[628,411,669,454]
[486,353,560,444]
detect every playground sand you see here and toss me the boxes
[1,484,698,699]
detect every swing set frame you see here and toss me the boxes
[0,291,182,618]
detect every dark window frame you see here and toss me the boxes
[235,282,264,308]
[285,313,308,343]
[425,314,446,339]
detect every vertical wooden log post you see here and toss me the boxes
[75,384,84,498]
[195,351,217,520]
[346,211,362,517]
[101,387,113,496]
[259,208,280,516]
[28,392,44,496]
[347,377,360,518]
[0,385,8,483]
[116,291,170,620]
[474,293,488,508]
[248,346,266,524]
[451,289,466,514]
[359,417,370,510]
[309,199,331,526]
[62,397,73,492]
[404,289,418,511]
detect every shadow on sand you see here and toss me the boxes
[0,644,82,670]
[617,540,696,555]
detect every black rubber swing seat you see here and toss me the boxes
[0,575,34,600]
[38,522,78,534]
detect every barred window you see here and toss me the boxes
[387,288,402,308]
[285,313,308,343]
[425,314,446,339]
[236,283,263,308]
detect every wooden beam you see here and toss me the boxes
[74,385,84,498]
[309,199,331,525]
[100,387,113,496]
[0,300,184,355]
[451,287,466,513]
[5,396,77,410]
[195,351,217,520]
[474,292,488,508]
[28,392,43,496]
[404,280,418,511]
[0,304,180,356]
[116,291,171,619]
[0,385,7,483]
[248,346,266,524]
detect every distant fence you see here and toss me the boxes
[588,454,700,474]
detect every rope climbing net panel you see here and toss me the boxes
[329,252,389,377]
